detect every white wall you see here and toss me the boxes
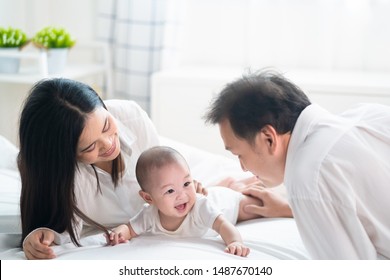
[0,0,98,144]
[0,0,96,42]
[176,0,390,72]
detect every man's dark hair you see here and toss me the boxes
[204,70,311,142]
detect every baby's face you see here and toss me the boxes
[148,161,196,219]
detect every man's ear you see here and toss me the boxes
[139,190,153,204]
[256,124,278,153]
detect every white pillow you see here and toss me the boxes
[0,135,18,171]
[0,169,21,233]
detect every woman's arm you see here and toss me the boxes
[212,215,250,257]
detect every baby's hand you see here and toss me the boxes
[104,225,130,246]
[225,241,250,257]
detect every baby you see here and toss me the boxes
[107,146,263,257]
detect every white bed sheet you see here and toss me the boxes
[0,218,308,260]
[0,135,310,260]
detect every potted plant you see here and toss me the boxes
[32,26,76,74]
[0,27,29,73]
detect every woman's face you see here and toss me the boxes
[76,106,121,165]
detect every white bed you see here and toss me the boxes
[0,134,309,260]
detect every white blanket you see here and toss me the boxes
[0,135,309,260]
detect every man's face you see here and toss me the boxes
[219,119,285,187]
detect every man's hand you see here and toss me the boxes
[242,186,293,218]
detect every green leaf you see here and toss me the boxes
[0,27,28,48]
[32,26,76,49]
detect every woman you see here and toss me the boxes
[18,78,161,259]
[18,78,291,260]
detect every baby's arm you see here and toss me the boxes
[106,222,138,246]
[212,215,250,257]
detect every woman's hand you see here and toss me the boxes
[23,229,56,260]
[242,186,293,218]
[193,179,208,195]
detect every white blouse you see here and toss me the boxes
[285,103,390,259]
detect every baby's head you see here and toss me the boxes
[135,146,196,217]
[136,146,189,192]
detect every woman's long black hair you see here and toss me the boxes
[18,78,122,246]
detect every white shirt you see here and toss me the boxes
[25,100,160,244]
[285,103,390,259]
[130,194,222,237]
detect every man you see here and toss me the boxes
[204,70,390,259]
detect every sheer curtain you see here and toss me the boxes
[95,0,390,111]
[96,0,184,112]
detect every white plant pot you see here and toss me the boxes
[0,48,21,74]
[46,48,69,74]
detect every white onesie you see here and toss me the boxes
[130,187,243,237]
